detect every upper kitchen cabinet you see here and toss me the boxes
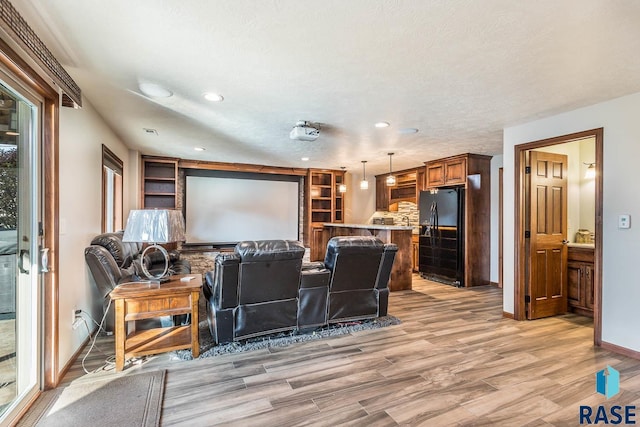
[425,154,491,188]
[375,175,390,211]
[375,166,426,211]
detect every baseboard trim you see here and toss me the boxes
[601,340,640,360]
[502,311,514,319]
[56,326,95,387]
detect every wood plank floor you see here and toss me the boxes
[28,275,640,426]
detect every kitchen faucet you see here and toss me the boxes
[401,215,410,226]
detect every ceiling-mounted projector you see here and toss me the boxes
[289,120,320,141]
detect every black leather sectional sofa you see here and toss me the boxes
[204,236,397,344]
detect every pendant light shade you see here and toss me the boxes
[338,166,347,193]
[360,161,369,190]
[386,153,396,186]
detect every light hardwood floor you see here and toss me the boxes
[29,275,640,426]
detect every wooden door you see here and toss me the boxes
[527,151,568,319]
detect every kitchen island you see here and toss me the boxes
[322,223,413,291]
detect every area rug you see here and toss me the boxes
[19,370,165,427]
[173,315,401,360]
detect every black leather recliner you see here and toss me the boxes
[84,231,191,332]
[320,236,397,322]
[205,240,309,344]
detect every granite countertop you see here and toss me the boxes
[323,223,414,231]
[567,242,595,249]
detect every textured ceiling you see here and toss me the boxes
[14,0,640,175]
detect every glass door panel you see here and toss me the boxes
[0,79,40,422]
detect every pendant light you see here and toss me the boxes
[360,160,369,190]
[386,152,396,186]
[338,167,347,193]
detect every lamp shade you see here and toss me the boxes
[122,209,185,243]
[584,163,596,179]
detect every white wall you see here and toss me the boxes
[503,91,640,352]
[58,98,132,370]
[489,155,503,284]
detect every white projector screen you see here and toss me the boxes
[185,173,300,245]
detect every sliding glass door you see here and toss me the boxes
[0,75,41,423]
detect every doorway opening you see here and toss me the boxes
[514,128,603,345]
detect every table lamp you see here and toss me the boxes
[122,209,185,281]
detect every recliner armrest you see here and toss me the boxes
[302,261,325,271]
[209,252,241,309]
[375,243,398,290]
[300,267,330,289]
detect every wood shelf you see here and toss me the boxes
[141,156,179,209]
[144,177,176,182]
[125,326,192,358]
[307,168,346,261]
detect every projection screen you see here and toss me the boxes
[184,173,300,245]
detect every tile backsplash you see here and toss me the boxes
[368,201,419,226]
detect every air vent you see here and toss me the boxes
[143,128,158,135]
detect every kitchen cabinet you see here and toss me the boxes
[412,234,419,272]
[375,175,390,211]
[567,246,594,317]
[375,167,425,211]
[425,155,468,188]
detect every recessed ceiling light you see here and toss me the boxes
[398,128,419,134]
[194,147,205,151]
[301,157,309,161]
[375,122,390,128]
[138,82,173,98]
[204,92,224,102]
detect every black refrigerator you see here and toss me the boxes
[418,188,465,287]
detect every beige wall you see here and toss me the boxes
[58,98,133,371]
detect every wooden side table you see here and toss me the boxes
[109,274,202,371]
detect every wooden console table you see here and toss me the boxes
[110,274,202,371]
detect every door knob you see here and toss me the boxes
[562,240,569,244]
